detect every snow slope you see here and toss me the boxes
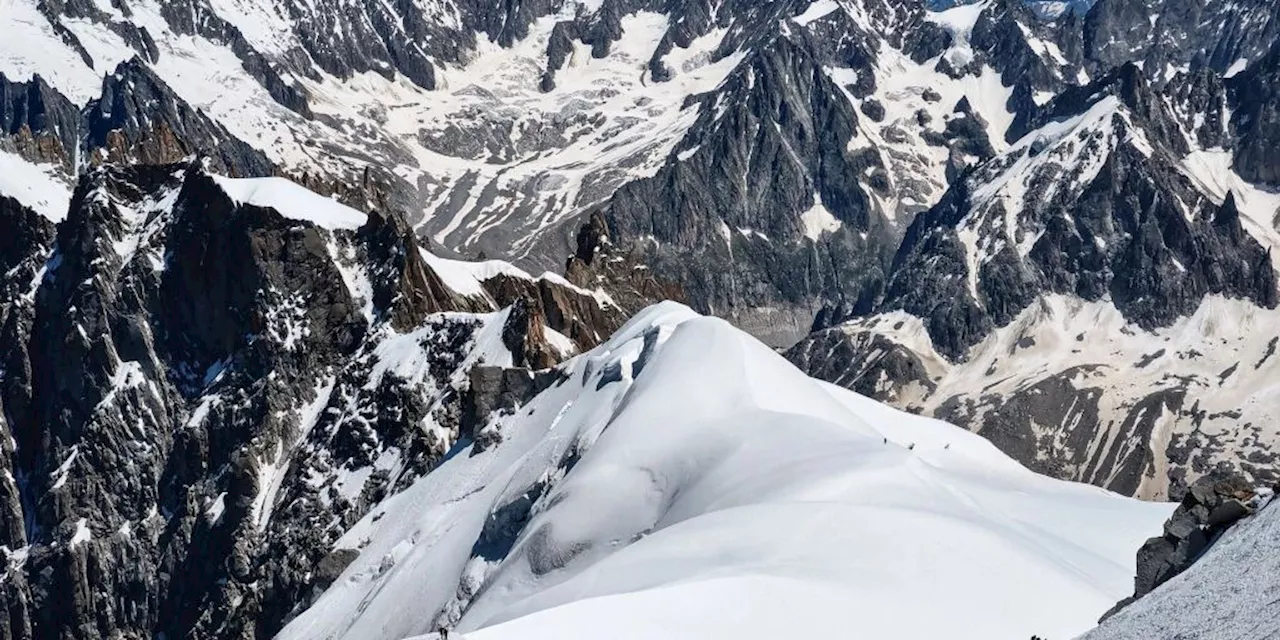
[0,149,72,222]
[0,0,746,259]
[278,302,1171,640]
[1181,148,1280,269]
[211,175,368,229]
[0,0,1081,263]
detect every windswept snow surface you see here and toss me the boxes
[0,149,72,222]
[279,302,1171,640]
[211,176,368,229]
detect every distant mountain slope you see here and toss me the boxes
[790,57,1280,500]
[9,0,1274,344]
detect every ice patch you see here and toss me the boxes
[1224,58,1249,78]
[799,194,843,240]
[69,518,91,547]
[926,0,991,68]
[793,0,841,26]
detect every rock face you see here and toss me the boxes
[564,211,687,315]
[786,327,936,402]
[1083,0,1280,79]
[0,196,56,580]
[3,63,273,182]
[1230,41,1280,187]
[869,64,1276,361]
[463,366,565,450]
[85,60,273,176]
[0,73,81,171]
[0,162,633,640]
[1107,474,1262,616]
[601,29,893,345]
[1083,484,1280,640]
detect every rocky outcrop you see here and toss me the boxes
[357,208,487,329]
[0,197,56,558]
[603,32,893,346]
[564,211,687,315]
[0,73,80,171]
[3,61,273,190]
[1083,0,1280,78]
[1228,40,1280,187]
[463,366,565,449]
[966,0,1087,117]
[0,161,629,640]
[1082,481,1280,639]
[86,60,273,177]
[481,271,628,356]
[1103,474,1268,619]
[786,327,936,404]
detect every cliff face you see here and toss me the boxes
[0,162,638,639]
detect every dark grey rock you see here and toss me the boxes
[1228,41,1280,187]
[1083,0,1280,80]
[0,158,628,639]
[1207,499,1251,527]
[465,365,564,449]
[86,60,274,177]
[0,72,80,172]
[1103,472,1260,620]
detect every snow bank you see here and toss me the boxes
[418,250,538,299]
[0,149,72,222]
[419,248,617,309]
[278,302,1171,640]
[211,175,367,229]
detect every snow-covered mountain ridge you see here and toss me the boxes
[276,302,1172,640]
[0,162,1177,639]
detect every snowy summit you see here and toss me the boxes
[279,303,1171,640]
